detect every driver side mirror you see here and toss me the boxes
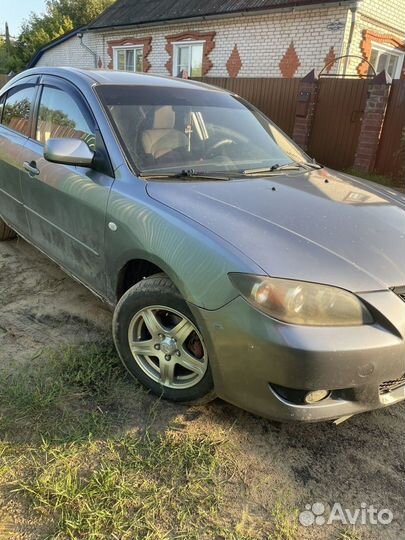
[44,138,94,167]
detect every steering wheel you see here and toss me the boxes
[206,139,236,159]
[154,145,188,163]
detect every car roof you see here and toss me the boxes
[9,67,230,94]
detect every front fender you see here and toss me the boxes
[105,176,262,309]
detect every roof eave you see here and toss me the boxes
[87,1,359,33]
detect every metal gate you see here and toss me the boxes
[308,78,369,170]
[375,80,405,178]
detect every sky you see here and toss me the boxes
[0,0,46,37]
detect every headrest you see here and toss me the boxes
[153,106,175,129]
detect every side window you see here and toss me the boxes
[36,86,96,150]
[174,43,204,77]
[2,85,36,136]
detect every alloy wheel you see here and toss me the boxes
[128,305,208,389]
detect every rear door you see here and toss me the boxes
[0,78,38,235]
[20,76,114,294]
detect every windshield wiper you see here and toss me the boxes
[298,161,323,170]
[142,169,231,181]
[242,164,299,175]
[242,161,323,175]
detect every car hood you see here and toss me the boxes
[146,169,405,292]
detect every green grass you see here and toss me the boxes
[11,433,224,539]
[0,343,127,442]
[0,344,299,540]
[270,502,299,540]
[336,527,364,540]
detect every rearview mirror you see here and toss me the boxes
[44,138,94,167]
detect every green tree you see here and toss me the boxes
[8,0,114,72]
[10,13,73,72]
[46,0,114,27]
[0,38,8,74]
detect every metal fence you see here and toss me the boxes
[375,80,405,178]
[196,76,405,179]
[308,78,369,171]
[193,77,300,136]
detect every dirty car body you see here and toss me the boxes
[0,68,405,422]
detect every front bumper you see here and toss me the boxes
[190,290,405,422]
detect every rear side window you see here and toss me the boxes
[36,86,95,150]
[2,85,36,136]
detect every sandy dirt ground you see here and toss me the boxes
[1,237,404,540]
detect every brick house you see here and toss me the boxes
[30,0,405,80]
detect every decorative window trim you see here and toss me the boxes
[165,31,216,76]
[358,30,405,78]
[107,37,152,72]
[368,43,405,79]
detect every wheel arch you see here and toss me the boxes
[114,254,185,302]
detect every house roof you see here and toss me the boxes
[88,0,353,30]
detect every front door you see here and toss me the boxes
[0,80,38,235]
[20,77,114,294]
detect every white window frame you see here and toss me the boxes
[113,45,144,72]
[369,43,404,79]
[172,40,205,77]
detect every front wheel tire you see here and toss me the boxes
[113,274,215,403]
[0,218,16,241]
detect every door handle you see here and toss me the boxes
[23,161,40,177]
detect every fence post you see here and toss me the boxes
[292,69,318,151]
[354,70,392,173]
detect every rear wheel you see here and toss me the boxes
[0,218,16,241]
[113,274,215,403]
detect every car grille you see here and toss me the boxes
[379,374,405,394]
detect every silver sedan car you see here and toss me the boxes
[0,67,404,422]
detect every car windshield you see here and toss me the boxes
[96,84,309,177]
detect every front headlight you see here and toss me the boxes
[229,274,373,326]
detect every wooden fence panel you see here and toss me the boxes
[308,78,369,171]
[194,77,300,136]
[375,80,405,178]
